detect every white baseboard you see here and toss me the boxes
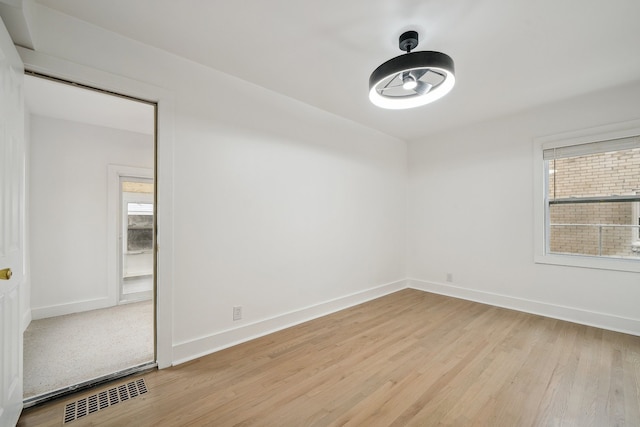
[31,297,113,320]
[172,279,408,365]
[408,278,640,337]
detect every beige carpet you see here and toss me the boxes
[23,300,154,398]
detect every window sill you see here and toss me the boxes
[535,253,640,273]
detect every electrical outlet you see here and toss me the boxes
[446,273,453,282]
[233,306,242,321]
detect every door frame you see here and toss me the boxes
[19,47,174,369]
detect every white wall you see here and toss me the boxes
[29,115,153,319]
[407,81,640,335]
[165,53,408,362]
[25,6,408,363]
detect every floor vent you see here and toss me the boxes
[63,378,148,424]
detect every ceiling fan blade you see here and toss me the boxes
[420,69,447,86]
[382,72,403,90]
[378,83,403,93]
[410,69,428,81]
[378,72,405,93]
[414,81,433,95]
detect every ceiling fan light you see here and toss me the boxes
[402,75,418,90]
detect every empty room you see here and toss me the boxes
[0,0,638,426]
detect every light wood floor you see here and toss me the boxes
[18,289,640,426]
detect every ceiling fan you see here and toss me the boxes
[369,31,456,110]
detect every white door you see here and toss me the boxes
[0,16,25,427]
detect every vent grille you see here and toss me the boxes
[63,378,148,424]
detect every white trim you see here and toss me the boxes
[21,308,31,333]
[408,278,640,337]
[535,118,640,149]
[172,279,408,365]
[533,118,640,272]
[31,297,112,320]
[19,47,175,369]
[632,196,640,247]
[533,252,640,272]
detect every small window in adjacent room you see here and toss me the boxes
[126,202,154,252]
[632,195,640,253]
[534,124,640,272]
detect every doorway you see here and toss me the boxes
[22,73,157,404]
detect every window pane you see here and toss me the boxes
[127,203,153,251]
[548,147,640,199]
[122,181,154,194]
[549,202,638,258]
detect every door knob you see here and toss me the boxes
[0,268,11,280]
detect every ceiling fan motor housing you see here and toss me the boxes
[399,30,419,52]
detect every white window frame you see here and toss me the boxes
[632,195,640,247]
[107,165,154,306]
[533,119,640,273]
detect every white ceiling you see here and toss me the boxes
[24,74,155,135]
[33,0,640,141]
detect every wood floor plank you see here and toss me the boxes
[17,289,640,426]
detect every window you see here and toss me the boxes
[534,121,640,272]
[126,202,154,251]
